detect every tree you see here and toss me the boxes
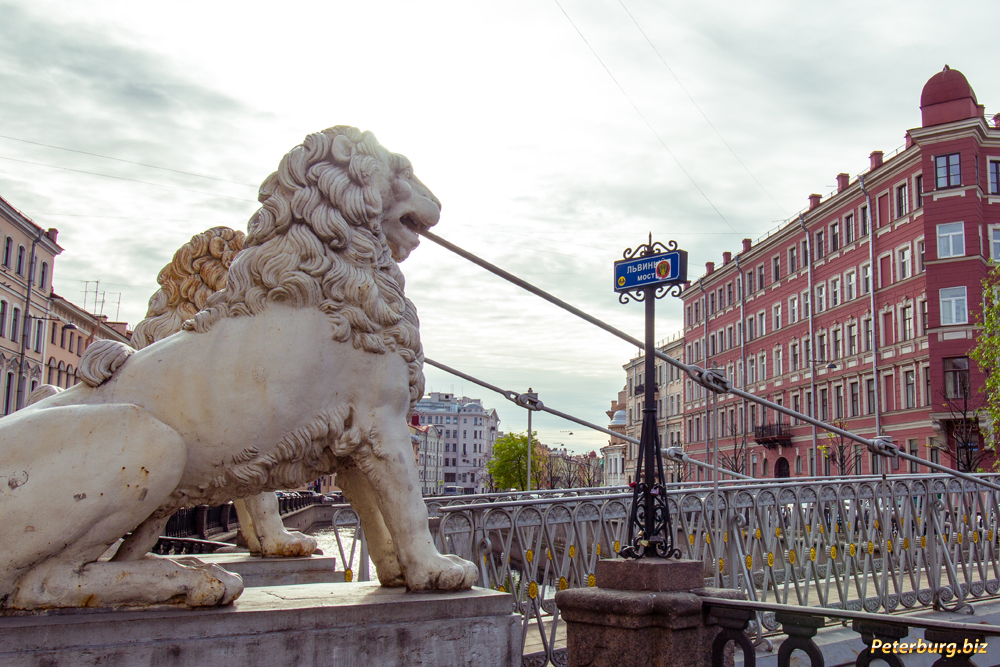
[718,421,750,477]
[486,431,547,491]
[579,452,603,488]
[937,375,992,473]
[817,419,860,476]
[972,262,1000,469]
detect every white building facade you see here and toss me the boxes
[414,392,500,494]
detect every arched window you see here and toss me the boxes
[57,361,65,388]
[11,307,20,343]
[34,319,43,352]
[65,365,74,389]
[39,262,48,289]
[47,358,56,385]
[0,300,6,337]
[50,321,57,344]
[2,237,10,267]
[15,245,24,275]
[68,331,74,353]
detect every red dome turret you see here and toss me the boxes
[920,65,983,127]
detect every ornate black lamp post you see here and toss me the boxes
[614,234,687,559]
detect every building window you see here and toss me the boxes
[909,440,919,473]
[34,319,42,353]
[773,304,781,330]
[863,318,873,351]
[789,246,798,273]
[898,247,910,279]
[847,323,857,356]
[774,348,783,376]
[895,183,908,217]
[726,283,733,306]
[831,277,840,307]
[861,206,870,236]
[831,222,840,251]
[815,230,825,259]
[992,228,1000,262]
[772,256,780,282]
[11,307,19,343]
[834,385,844,419]
[937,222,964,258]
[845,270,856,300]
[791,342,799,371]
[790,296,798,323]
[758,265,765,290]
[944,357,970,399]
[816,284,826,312]
[0,301,5,338]
[990,160,1000,195]
[939,286,968,325]
[861,264,871,294]
[1,237,10,268]
[866,378,876,415]
[39,262,48,289]
[916,174,923,207]
[15,246,24,276]
[850,381,860,417]
[832,327,842,359]
[845,214,855,244]
[904,370,916,408]
[901,305,914,341]
[918,240,925,271]
[935,152,961,189]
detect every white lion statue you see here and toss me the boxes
[0,126,478,609]
[126,225,318,560]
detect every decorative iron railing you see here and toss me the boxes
[325,474,1000,666]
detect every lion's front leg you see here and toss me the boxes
[355,422,478,592]
[232,493,317,558]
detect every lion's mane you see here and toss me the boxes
[184,126,425,410]
[131,227,245,350]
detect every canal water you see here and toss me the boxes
[309,526,378,581]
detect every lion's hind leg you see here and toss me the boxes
[2,403,241,609]
[337,465,406,586]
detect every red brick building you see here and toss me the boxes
[679,66,1000,480]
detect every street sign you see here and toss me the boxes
[613,250,687,293]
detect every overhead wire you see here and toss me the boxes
[0,155,257,203]
[550,0,739,236]
[616,0,788,217]
[0,134,258,187]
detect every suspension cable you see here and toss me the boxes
[419,229,1000,494]
[424,357,751,480]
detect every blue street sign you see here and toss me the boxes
[613,250,687,293]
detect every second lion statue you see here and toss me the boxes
[0,126,478,609]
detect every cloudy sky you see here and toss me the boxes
[1,0,996,454]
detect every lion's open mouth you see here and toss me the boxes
[399,213,422,237]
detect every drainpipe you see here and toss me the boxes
[798,215,818,471]
[15,229,44,411]
[858,174,883,446]
[734,255,747,448]
[699,282,712,479]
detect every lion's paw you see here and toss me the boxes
[175,559,244,606]
[256,530,318,558]
[406,553,479,592]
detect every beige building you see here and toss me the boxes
[45,294,130,389]
[0,196,62,413]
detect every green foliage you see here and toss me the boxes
[486,431,545,491]
[971,263,1000,459]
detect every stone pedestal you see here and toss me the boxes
[555,558,742,667]
[0,582,519,667]
[197,553,343,586]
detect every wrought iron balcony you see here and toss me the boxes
[753,421,792,449]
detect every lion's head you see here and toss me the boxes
[185,126,439,409]
[132,227,245,350]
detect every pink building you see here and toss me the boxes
[679,66,1000,480]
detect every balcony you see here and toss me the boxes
[753,421,791,449]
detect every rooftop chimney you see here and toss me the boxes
[722,251,732,265]
[836,173,850,193]
[905,132,914,149]
[45,228,58,243]
[742,238,752,253]
[870,150,883,170]
[411,413,420,426]
[808,193,822,210]
[993,113,1000,128]
[705,261,715,275]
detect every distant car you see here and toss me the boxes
[441,486,462,496]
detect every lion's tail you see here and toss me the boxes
[79,340,135,387]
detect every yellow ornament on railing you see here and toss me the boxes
[745,554,753,569]
[588,573,596,587]
[528,581,538,599]
[558,577,568,591]
[344,568,353,582]
[525,549,534,563]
